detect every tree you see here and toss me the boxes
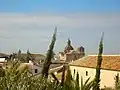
[64,67,75,90]
[115,73,120,90]
[93,32,104,90]
[41,27,57,78]
[61,65,66,86]
[17,49,21,61]
[26,49,32,63]
[76,72,80,90]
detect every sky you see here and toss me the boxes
[0,0,120,55]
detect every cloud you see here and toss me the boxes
[0,13,119,53]
[0,13,119,30]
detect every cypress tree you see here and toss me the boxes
[76,72,79,90]
[18,49,21,61]
[64,67,74,90]
[93,33,104,90]
[26,49,31,63]
[65,67,72,83]
[115,73,119,90]
[41,27,57,78]
[61,65,66,86]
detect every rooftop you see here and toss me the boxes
[70,55,120,71]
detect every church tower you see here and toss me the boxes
[77,46,85,56]
[64,39,74,53]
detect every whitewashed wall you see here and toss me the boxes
[70,66,120,88]
[24,62,42,75]
[31,65,42,75]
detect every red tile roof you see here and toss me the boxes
[70,55,120,71]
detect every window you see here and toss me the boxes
[35,69,38,73]
[86,71,88,76]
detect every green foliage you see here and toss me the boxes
[0,31,106,90]
[0,62,95,90]
[58,67,93,90]
[17,49,22,61]
[26,49,33,63]
[93,33,104,90]
[0,61,58,90]
[75,72,80,90]
[114,73,120,90]
[61,65,66,86]
[63,68,76,90]
[76,72,79,85]
[41,28,57,77]
[80,77,94,90]
[65,68,73,83]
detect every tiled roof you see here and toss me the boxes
[70,55,120,71]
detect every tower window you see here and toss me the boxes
[86,71,88,76]
[35,69,38,73]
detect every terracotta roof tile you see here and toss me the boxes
[70,55,120,71]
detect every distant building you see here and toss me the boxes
[31,53,45,64]
[0,57,7,74]
[22,61,42,75]
[22,60,63,76]
[59,39,85,62]
[0,58,7,63]
[70,55,120,88]
[9,52,46,64]
[0,52,63,76]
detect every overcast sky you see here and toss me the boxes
[0,0,120,55]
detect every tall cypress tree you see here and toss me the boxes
[18,49,21,61]
[41,27,57,78]
[115,73,120,90]
[93,33,104,90]
[76,72,80,90]
[61,65,66,86]
[26,49,31,63]
[64,67,74,90]
[65,67,72,83]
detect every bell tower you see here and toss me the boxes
[64,39,74,53]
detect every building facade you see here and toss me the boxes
[59,39,85,62]
[70,55,120,88]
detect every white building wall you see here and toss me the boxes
[0,58,6,63]
[24,62,42,75]
[59,54,66,61]
[70,66,120,88]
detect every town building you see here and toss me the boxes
[59,39,85,62]
[69,55,120,88]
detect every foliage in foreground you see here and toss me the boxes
[0,61,94,90]
[41,28,57,78]
[0,61,61,90]
[93,33,104,90]
[0,31,108,90]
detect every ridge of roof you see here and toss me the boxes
[69,56,88,65]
